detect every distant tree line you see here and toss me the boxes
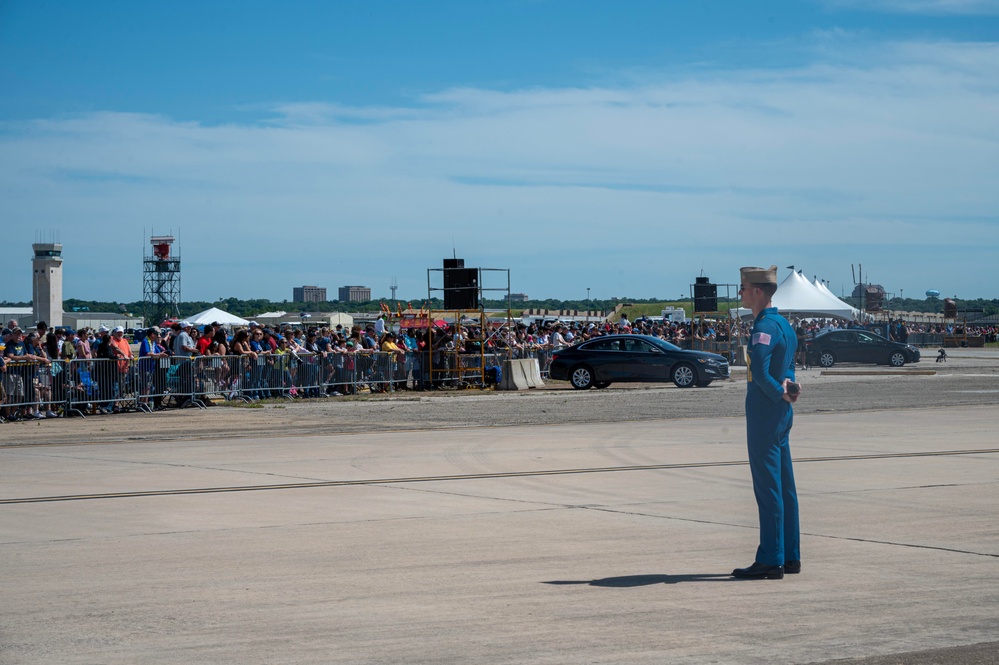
[2,294,995,319]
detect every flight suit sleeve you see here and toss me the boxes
[749,318,787,405]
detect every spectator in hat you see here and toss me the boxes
[172,322,197,357]
[171,321,198,408]
[4,328,49,419]
[403,328,421,390]
[25,332,56,418]
[108,326,133,410]
[91,326,121,413]
[551,325,572,351]
[45,330,70,410]
[138,326,169,410]
[60,329,77,362]
[380,331,407,390]
[111,326,133,368]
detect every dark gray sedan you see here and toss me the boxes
[549,334,730,389]
[806,329,921,368]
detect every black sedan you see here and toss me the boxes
[549,334,730,389]
[806,329,921,368]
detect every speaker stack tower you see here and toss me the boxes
[693,276,717,313]
[443,258,479,310]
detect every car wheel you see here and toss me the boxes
[594,381,611,389]
[889,351,907,367]
[570,365,594,390]
[672,363,696,388]
[818,351,835,368]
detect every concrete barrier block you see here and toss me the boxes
[525,358,544,388]
[497,359,544,390]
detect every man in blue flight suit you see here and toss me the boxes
[733,265,802,580]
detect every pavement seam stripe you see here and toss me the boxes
[1,447,996,506]
[582,507,999,559]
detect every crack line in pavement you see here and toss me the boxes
[583,507,999,559]
[2,447,996,505]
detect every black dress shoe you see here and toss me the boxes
[784,560,801,574]
[732,562,784,579]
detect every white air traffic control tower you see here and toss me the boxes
[32,242,64,328]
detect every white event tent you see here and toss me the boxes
[185,307,250,327]
[771,270,857,320]
[813,278,858,315]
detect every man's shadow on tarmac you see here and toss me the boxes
[544,574,732,587]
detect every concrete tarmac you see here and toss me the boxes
[2,404,998,664]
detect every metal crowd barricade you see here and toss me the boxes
[174,355,207,408]
[688,339,741,364]
[202,352,328,402]
[134,354,175,411]
[404,349,422,390]
[264,353,305,398]
[451,350,485,386]
[909,332,944,347]
[2,359,61,420]
[358,351,396,393]
[224,353,266,400]
[189,354,222,403]
[64,357,139,416]
[521,347,551,378]
[216,353,255,402]
[291,352,325,398]
[317,352,351,395]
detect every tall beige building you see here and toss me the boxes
[294,285,327,303]
[32,242,63,327]
[338,285,371,302]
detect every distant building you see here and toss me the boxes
[1,306,33,327]
[853,283,886,312]
[63,312,144,332]
[32,242,63,327]
[510,293,530,303]
[293,285,327,303]
[851,283,885,298]
[338,285,371,302]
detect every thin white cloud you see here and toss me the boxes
[1,38,997,301]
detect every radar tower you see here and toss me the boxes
[143,235,181,324]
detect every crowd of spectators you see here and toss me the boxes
[2,312,995,423]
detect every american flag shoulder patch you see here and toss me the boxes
[752,332,772,346]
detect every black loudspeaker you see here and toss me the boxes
[693,278,717,313]
[444,268,479,310]
[443,258,464,270]
[444,267,475,290]
[943,298,958,318]
[445,289,478,310]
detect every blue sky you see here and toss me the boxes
[1,0,998,304]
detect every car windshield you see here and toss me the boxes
[652,338,682,352]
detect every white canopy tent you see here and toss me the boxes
[813,278,858,316]
[185,307,250,327]
[771,270,857,320]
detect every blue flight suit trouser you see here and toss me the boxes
[746,390,800,566]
